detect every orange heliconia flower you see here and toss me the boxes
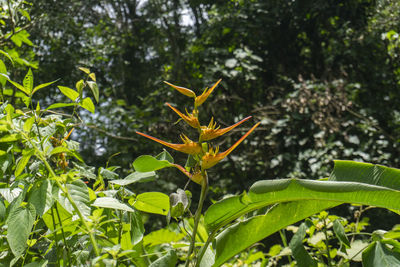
[136,131,202,155]
[201,122,261,169]
[164,79,222,107]
[200,116,252,141]
[166,103,200,129]
[173,163,204,184]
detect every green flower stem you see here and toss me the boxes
[195,229,217,267]
[185,172,208,267]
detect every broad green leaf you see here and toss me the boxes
[143,228,185,247]
[156,150,174,163]
[92,197,135,212]
[42,202,76,234]
[0,59,7,86]
[80,97,95,113]
[23,116,35,133]
[58,86,79,101]
[99,168,119,180]
[133,192,169,215]
[362,241,400,267]
[133,155,173,172]
[0,187,22,203]
[149,250,177,267]
[333,219,351,248]
[208,176,400,266]
[32,79,58,95]
[46,102,75,110]
[23,68,33,94]
[0,133,20,142]
[0,49,14,64]
[8,79,29,95]
[110,171,156,186]
[289,222,317,267]
[50,146,70,156]
[78,67,90,74]
[56,180,90,218]
[7,203,36,256]
[28,180,54,216]
[87,81,99,103]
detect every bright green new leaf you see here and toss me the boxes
[46,102,75,110]
[23,68,33,94]
[87,81,99,103]
[58,86,79,101]
[0,49,14,64]
[362,241,400,267]
[32,79,58,95]
[89,73,96,82]
[42,202,76,233]
[0,59,7,86]
[50,146,70,156]
[23,116,35,133]
[92,197,135,212]
[133,192,169,215]
[132,155,173,172]
[79,67,90,74]
[15,149,34,177]
[0,134,20,143]
[7,203,36,256]
[80,97,95,113]
[8,79,29,95]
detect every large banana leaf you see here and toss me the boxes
[204,161,400,266]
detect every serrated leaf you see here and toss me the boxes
[92,197,135,212]
[78,67,90,74]
[87,81,99,103]
[15,151,33,177]
[56,180,90,218]
[133,192,169,215]
[23,68,33,94]
[58,86,79,101]
[7,203,36,256]
[80,97,95,113]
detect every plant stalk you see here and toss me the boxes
[185,172,208,267]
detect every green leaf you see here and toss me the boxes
[0,59,7,86]
[42,202,76,234]
[28,180,54,216]
[87,81,99,103]
[0,133,20,142]
[362,241,400,267]
[132,155,173,172]
[131,211,145,246]
[156,150,174,163]
[133,192,169,215]
[58,86,79,101]
[8,79,29,95]
[89,73,96,82]
[46,102,75,110]
[75,79,84,94]
[78,67,90,74]
[23,68,33,94]
[23,260,48,267]
[56,180,90,218]
[207,173,400,266]
[7,203,36,256]
[0,200,6,221]
[289,222,317,267]
[50,146,70,156]
[32,79,58,95]
[23,116,35,133]
[110,171,156,186]
[149,250,177,267]
[333,219,351,248]
[143,228,185,247]
[0,49,14,64]
[15,150,34,177]
[80,97,95,113]
[92,197,135,212]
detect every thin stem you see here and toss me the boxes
[185,172,208,267]
[279,229,292,264]
[322,217,332,266]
